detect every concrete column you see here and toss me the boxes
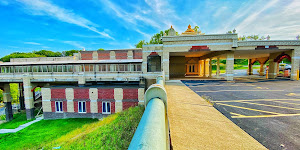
[23,75,35,120]
[248,59,253,75]
[92,51,98,60]
[41,88,52,112]
[268,53,278,79]
[89,88,98,113]
[291,49,300,80]
[209,58,213,78]
[19,83,25,110]
[114,88,123,113]
[203,60,206,77]
[226,52,234,81]
[66,88,74,113]
[3,84,13,122]
[78,72,85,86]
[205,59,209,77]
[110,51,116,60]
[216,57,220,78]
[259,63,264,76]
[163,51,170,80]
[138,88,145,105]
[128,51,133,59]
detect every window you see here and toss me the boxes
[102,102,111,114]
[147,55,161,72]
[78,101,86,113]
[55,101,63,112]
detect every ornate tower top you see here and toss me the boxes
[182,24,196,35]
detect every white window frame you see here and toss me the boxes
[78,101,86,113]
[55,101,63,112]
[102,101,111,114]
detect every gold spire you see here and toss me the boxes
[171,25,173,29]
[182,24,196,35]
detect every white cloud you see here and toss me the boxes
[24,42,41,45]
[63,41,84,49]
[213,6,228,18]
[17,0,114,39]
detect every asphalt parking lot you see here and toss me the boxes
[182,78,300,150]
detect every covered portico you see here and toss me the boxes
[154,25,300,81]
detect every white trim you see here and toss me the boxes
[163,42,232,47]
[143,50,163,52]
[226,58,234,60]
[163,59,169,62]
[25,97,33,100]
[292,56,300,59]
[115,100,122,102]
[78,101,86,113]
[102,101,111,114]
[142,44,163,47]
[67,100,73,102]
[42,100,50,102]
[55,101,63,112]
[90,100,97,102]
[139,101,145,102]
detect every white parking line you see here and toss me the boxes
[196,90,284,92]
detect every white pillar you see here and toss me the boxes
[216,57,220,78]
[291,48,300,80]
[226,52,234,81]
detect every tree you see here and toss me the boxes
[238,35,270,41]
[0,52,45,62]
[97,48,104,51]
[194,26,199,33]
[135,40,147,48]
[34,50,62,57]
[62,50,79,56]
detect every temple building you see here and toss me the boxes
[0,25,299,121]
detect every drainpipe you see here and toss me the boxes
[128,76,169,150]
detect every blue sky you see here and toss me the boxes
[0,0,300,57]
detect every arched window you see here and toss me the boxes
[147,52,161,72]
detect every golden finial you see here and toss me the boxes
[171,25,173,29]
[188,24,192,29]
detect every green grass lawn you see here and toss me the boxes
[0,105,144,150]
[0,111,34,129]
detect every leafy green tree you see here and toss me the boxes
[0,52,45,62]
[239,35,269,41]
[34,50,62,57]
[62,50,79,56]
[135,40,148,48]
[97,48,104,51]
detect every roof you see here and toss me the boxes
[0,59,143,66]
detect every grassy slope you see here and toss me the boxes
[46,105,144,150]
[0,118,98,150]
[0,105,144,150]
[0,111,34,129]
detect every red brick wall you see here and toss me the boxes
[123,102,138,110]
[98,101,102,113]
[111,102,115,113]
[81,52,93,60]
[133,51,142,59]
[74,101,78,112]
[115,51,128,59]
[74,89,89,99]
[98,89,114,99]
[51,101,55,112]
[98,51,110,60]
[51,89,66,99]
[63,101,67,112]
[86,101,91,113]
[123,89,138,100]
